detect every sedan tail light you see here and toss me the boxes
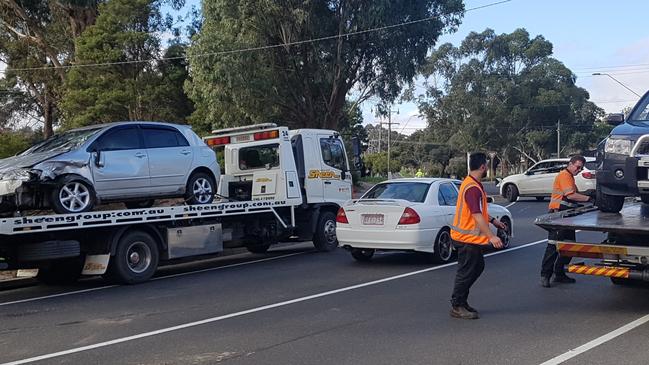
[581,171,596,179]
[336,207,348,224]
[398,207,420,225]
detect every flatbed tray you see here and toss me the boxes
[535,202,649,236]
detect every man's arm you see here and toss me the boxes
[566,191,592,202]
[472,213,503,248]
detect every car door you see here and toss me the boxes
[437,182,459,227]
[90,125,150,198]
[519,162,550,195]
[142,125,193,193]
[318,135,352,205]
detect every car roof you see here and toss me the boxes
[376,178,459,185]
[536,157,595,163]
[67,121,189,132]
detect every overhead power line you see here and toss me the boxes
[1,0,512,74]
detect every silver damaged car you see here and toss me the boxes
[0,122,220,214]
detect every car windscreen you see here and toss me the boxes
[25,128,103,154]
[361,182,430,203]
[629,95,649,122]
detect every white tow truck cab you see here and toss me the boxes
[0,124,352,285]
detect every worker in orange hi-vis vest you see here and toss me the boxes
[449,152,507,320]
[540,155,595,288]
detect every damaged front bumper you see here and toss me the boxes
[0,169,45,213]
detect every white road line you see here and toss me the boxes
[539,314,649,365]
[504,199,518,208]
[0,252,307,307]
[0,238,548,365]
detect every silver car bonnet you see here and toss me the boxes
[0,150,66,174]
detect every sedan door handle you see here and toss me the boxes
[180,150,191,155]
[135,152,147,158]
[324,181,332,185]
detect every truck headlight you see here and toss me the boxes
[604,138,633,156]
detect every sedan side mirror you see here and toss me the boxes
[93,150,105,168]
[606,113,625,126]
[486,196,494,203]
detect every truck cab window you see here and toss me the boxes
[239,144,279,170]
[320,138,347,171]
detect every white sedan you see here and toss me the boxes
[336,178,513,263]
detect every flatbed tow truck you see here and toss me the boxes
[535,202,649,284]
[0,124,353,285]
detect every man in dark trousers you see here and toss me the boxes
[449,152,506,320]
[540,155,594,288]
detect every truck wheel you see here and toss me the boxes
[596,185,625,213]
[246,242,271,254]
[351,248,374,262]
[125,200,155,209]
[51,175,96,214]
[36,256,84,285]
[185,172,215,205]
[313,211,338,252]
[504,184,519,202]
[106,230,159,284]
[431,229,454,263]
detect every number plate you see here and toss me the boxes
[362,214,384,226]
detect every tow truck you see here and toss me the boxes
[0,123,353,284]
[535,201,649,285]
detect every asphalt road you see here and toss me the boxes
[1,198,649,365]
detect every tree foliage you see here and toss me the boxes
[187,0,464,131]
[417,28,607,167]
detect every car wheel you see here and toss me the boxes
[351,248,375,262]
[313,211,338,252]
[51,175,96,214]
[124,200,155,209]
[432,229,454,263]
[185,172,215,205]
[536,196,545,202]
[497,217,512,249]
[504,184,519,202]
[596,185,624,213]
[106,230,159,284]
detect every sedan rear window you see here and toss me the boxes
[362,182,430,203]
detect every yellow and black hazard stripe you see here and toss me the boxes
[556,242,628,259]
[568,265,630,278]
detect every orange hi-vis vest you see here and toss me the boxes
[450,176,490,245]
[549,169,579,210]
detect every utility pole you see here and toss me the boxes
[557,119,560,158]
[378,120,382,153]
[386,108,399,179]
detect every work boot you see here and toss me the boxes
[450,306,479,319]
[540,276,551,288]
[464,303,478,313]
[553,274,576,284]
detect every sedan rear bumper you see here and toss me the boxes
[337,226,439,253]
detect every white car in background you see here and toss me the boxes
[498,157,597,202]
[336,178,513,263]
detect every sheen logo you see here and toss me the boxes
[307,170,340,179]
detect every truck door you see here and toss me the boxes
[318,135,352,205]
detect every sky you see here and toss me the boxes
[362,0,649,135]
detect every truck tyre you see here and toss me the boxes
[51,175,96,214]
[185,172,215,205]
[431,229,454,263]
[36,256,84,285]
[596,185,625,213]
[351,248,374,262]
[504,184,519,202]
[106,230,159,284]
[246,242,271,254]
[313,211,338,252]
[125,200,155,209]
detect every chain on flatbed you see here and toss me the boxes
[0,199,295,235]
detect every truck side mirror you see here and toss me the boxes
[606,113,624,126]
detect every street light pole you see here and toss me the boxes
[592,72,641,97]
